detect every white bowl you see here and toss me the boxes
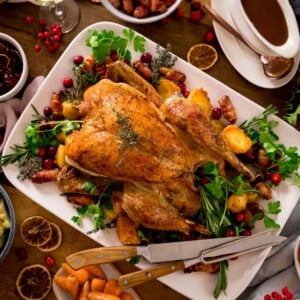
[226,0,300,58]
[102,0,181,24]
[294,235,300,280]
[0,33,28,102]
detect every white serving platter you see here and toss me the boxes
[3,22,300,300]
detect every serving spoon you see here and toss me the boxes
[201,3,294,80]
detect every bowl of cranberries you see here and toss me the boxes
[0,33,28,102]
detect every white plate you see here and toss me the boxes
[53,263,141,300]
[3,21,300,300]
[211,0,300,89]
[294,235,300,280]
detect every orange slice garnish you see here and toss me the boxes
[20,216,52,247]
[187,43,218,70]
[37,222,62,252]
[16,264,52,300]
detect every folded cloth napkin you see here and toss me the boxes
[237,198,300,300]
[0,76,45,154]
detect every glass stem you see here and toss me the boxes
[53,4,65,21]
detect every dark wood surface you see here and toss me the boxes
[0,1,298,299]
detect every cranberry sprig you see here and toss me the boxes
[264,287,295,300]
[25,16,63,53]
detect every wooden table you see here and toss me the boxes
[0,1,298,299]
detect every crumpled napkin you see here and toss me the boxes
[237,199,300,300]
[0,76,45,154]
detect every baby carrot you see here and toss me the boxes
[54,275,79,299]
[103,278,122,297]
[90,278,106,292]
[78,280,90,300]
[61,263,90,285]
[84,265,106,280]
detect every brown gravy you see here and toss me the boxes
[241,0,288,46]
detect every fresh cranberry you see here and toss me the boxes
[34,45,42,52]
[63,77,73,88]
[16,247,28,260]
[43,31,50,38]
[264,295,272,300]
[236,211,245,222]
[43,158,55,170]
[47,146,57,157]
[242,229,252,236]
[38,19,47,26]
[200,177,210,185]
[38,147,47,157]
[25,16,33,23]
[43,106,53,117]
[212,107,222,120]
[45,255,56,267]
[204,31,215,42]
[226,227,235,237]
[247,202,259,212]
[183,90,190,98]
[141,52,152,63]
[160,17,168,24]
[175,7,184,19]
[73,55,84,65]
[191,10,203,23]
[271,173,282,185]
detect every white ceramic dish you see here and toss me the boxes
[211,0,300,89]
[101,0,181,24]
[226,0,300,58]
[0,33,28,102]
[2,21,300,300]
[53,263,141,300]
[294,235,300,280]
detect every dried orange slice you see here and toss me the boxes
[16,264,52,300]
[187,43,218,70]
[20,216,52,247]
[37,222,62,252]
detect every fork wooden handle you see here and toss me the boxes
[118,261,185,289]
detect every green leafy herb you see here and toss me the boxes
[214,261,228,299]
[82,181,98,195]
[240,105,300,186]
[250,201,281,229]
[86,28,146,64]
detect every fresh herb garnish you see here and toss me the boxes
[86,28,146,64]
[214,261,228,299]
[250,201,281,229]
[240,105,300,186]
[151,43,177,87]
[197,162,256,237]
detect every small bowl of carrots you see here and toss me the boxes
[53,262,141,300]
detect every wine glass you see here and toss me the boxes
[28,0,80,34]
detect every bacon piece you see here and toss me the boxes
[218,95,237,124]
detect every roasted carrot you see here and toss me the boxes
[87,292,121,300]
[61,263,90,285]
[84,265,106,280]
[103,278,122,297]
[54,275,80,299]
[90,278,106,292]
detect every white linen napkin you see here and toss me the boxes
[0,76,45,154]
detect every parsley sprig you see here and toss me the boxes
[86,28,146,64]
[240,105,300,186]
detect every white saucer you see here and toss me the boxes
[211,0,300,89]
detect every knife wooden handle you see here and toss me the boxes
[118,261,185,289]
[66,246,138,270]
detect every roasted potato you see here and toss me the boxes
[187,88,212,118]
[157,79,181,102]
[221,124,252,153]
